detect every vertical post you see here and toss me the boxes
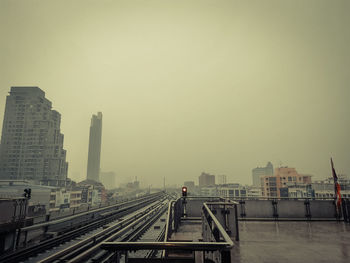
[347,199,350,223]
[11,200,19,251]
[342,199,348,222]
[304,199,311,220]
[12,200,18,223]
[221,250,231,263]
[15,199,26,249]
[125,251,128,263]
[240,200,246,218]
[234,204,239,241]
[272,199,278,220]
[115,251,120,263]
[15,228,21,249]
[23,230,28,247]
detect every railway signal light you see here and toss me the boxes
[24,188,31,199]
[182,186,187,197]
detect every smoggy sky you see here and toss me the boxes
[0,0,349,187]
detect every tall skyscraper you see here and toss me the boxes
[0,87,68,185]
[87,112,102,182]
[252,161,273,186]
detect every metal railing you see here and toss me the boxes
[101,197,238,263]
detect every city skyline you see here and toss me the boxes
[0,0,349,187]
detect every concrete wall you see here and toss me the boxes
[184,197,222,217]
[0,199,26,224]
[235,199,337,219]
[278,200,306,218]
[310,200,336,218]
[182,198,340,220]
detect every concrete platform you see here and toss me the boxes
[169,220,203,242]
[169,221,350,263]
[234,221,350,263]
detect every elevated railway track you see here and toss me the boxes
[0,192,169,263]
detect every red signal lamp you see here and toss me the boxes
[182,186,187,197]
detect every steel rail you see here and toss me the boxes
[123,205,167,242]
[60,203,167,263]
[101,200,234,261]
[21,192,163,231]
[37,200,165,263]
[101,241,232,251]
[0,194,165,263]
[67,202,168,263]
[92,203,168,263]
[145,225,166,259]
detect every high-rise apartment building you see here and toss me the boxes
[87,112,102,182]
[0,87,68,185]
[252,161,273,186]
[199,172,215,188]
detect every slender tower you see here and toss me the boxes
[87,112,102,182]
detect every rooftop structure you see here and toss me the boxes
[261,167,312,197]
[252,161,273,186]
[199,172,215,188]
[217,174,227,185]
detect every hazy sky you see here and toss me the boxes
[0,0,349,187]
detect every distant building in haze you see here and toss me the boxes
[100,171,116,189]
[252,162,273,186]
[217,183,246,198]
[184,181,195,192]
[0,87,68,186]
[199,172,215,188]
[87,112,102,182]
[126,177,140,189]
[261,167,312,197]
[217,174,227,185]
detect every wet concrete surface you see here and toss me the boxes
[233,221,350,263]
[170,220,202,242]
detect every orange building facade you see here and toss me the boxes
[261,167,312,197]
